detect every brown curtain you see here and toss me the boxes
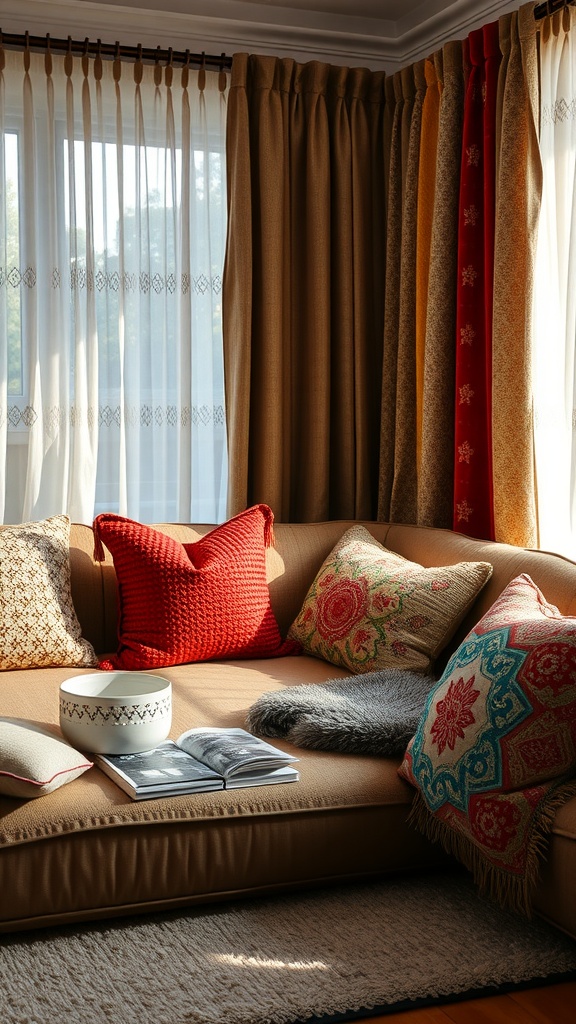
[380,62,426,523]
[224,2,541,539]
[415,57,442,481]
[492,5,542,547]
[223,54,386,521]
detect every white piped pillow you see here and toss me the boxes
[0,719,93,798]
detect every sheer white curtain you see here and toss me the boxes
[0,46,228,524]
[533,7,576,557]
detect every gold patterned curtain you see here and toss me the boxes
[492,5,542,546]
[417,41,466,529]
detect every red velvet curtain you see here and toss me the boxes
[453,22,501,539]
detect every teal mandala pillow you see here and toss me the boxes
[399,573,576,913]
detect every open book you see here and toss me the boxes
[94,727,299,801]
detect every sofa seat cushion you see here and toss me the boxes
[0,656,448,929]
[0,657,412,842]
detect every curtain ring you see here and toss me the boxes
[82,36,90,77]
[218,52,227,92]
[113,40,122,82]
[165,47,173,87]
[45,33,52,76]
[23,30,31,73]
[181,49,190,89]
[154,45,162,86]
[64,34,74,76]
[198,50,206,91]
[134,42,144,85]
[94,38,103,81]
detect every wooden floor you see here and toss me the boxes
[359,980,576,1022]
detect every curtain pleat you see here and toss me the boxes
[378,72,404,520]
[389,62,425,523]
[453,25,499,539]
[418,42,465,528]
[533,6,576,559]
[223,54,386,522]
[492,6,542,547]
[415,57,441,480]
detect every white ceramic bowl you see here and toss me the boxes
[59,672,172,754]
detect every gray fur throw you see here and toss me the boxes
[245,669,437,756]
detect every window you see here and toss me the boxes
[0,50,228,524]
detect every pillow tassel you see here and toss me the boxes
[259,504,275,548]
[92,519,106,563]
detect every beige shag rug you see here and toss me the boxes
[1,871,576,1024]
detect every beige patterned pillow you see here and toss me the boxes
[0,515,97,670]
[288,525,493,674]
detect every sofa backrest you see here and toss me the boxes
[67,520,576,660]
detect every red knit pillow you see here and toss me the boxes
[93,505,300,670]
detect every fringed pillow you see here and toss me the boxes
[399,574,576,915]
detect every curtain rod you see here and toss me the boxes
[534,0,575,19]
[0,30,232,70]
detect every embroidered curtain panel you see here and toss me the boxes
[0,48,228,524]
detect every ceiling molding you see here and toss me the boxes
[0,0,524,71]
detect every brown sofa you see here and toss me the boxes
[1,520,576,937]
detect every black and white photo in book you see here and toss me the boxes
[95,727,299,800]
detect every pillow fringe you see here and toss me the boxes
[407,779,576,918]
[259,504,275,548]
[92,518,106,562]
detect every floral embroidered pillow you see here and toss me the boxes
[398,574,576,911]
[288,525,493,674]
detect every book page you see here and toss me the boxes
[176,727,298,778]
[100,742,222,788]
